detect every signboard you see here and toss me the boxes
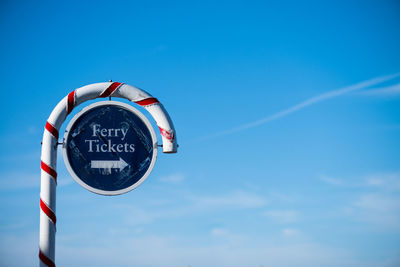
[63,101,158,195]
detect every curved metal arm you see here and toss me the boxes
[39,82,177,266]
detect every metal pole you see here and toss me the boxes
[39,82,177,266]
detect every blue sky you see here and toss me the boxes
[1,1,400,266]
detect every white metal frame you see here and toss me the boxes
[63,101,158,196]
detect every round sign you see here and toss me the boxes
[63,101,158,195]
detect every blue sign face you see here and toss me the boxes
[63,102,157,195]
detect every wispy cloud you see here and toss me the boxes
[200,73,400,140]
[361,83,400,96]
[263,210,301,224]
[51,232,363,267]
[210,227,230,237]
[0,172,39,190]
[322,172,400,230]
[0,232,39,267]
[0,150,40,163]
[159,173,185,184]
[365,173,400,191]
[0,172,73,190]
[352,193,400,229]
[210,228,247,245]
[190,191,268,210]
[320,172,400,190]
[282,228,301,237]
[107,190,269,228]
[319,175,345,186]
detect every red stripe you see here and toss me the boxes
[67,90,75,115]
[41,161,57,182]
[45,122,59,140]
[135,97,159,106]
[40,198,56,225]
[159,127,174,142]
[99,82,122,97]
[39,249,55,267]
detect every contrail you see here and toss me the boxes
[361,83,400,96]
[200,72,400,140]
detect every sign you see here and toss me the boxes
[63,101,157,195]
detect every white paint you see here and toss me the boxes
[121,128,128,141]
[85,139,135,153]
[91,124,129,141]
[91,158,128,174]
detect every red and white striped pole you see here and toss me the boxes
[39,82,177,267]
